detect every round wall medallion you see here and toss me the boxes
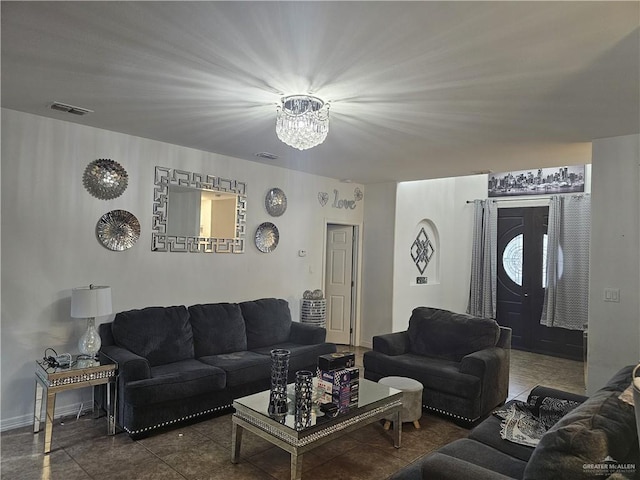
[255,222,279,253]
[265,188,287,217]
[96,210,140,251]
[83,159,129,200]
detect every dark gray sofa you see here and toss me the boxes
[98,297,336,437]
[363,307,511,424]
[390,365,639,480]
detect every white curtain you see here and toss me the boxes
[468,199,498,318]
[540,194,591,330]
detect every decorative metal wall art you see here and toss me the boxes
[151,166,247,253]
[317,192,329,206]
[411,227,435,274]
[255,222,279,253]
[265,188,287,217]
[83,159,128,200]
[96,210,140,251]
[318,188,363,209]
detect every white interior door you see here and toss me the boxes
[325,225,354,345]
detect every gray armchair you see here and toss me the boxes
[363,307,511,424]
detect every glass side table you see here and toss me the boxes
[33,356,117,454]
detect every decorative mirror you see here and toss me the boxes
[152,166,247,253]
[83,159,128,200]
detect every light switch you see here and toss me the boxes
[604,288,620,303]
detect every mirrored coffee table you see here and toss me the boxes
[231,378,402,480]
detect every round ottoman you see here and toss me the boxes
[379,376,423,429]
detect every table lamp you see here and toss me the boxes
[71,285,112,359]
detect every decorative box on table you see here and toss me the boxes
[317,352,359,412]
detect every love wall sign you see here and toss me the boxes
[318,188,363,210]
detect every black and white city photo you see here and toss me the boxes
[488,165,585,197]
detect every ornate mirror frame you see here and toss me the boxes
[152,166,247,253]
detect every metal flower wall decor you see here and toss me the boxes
[83,159,128,200]
[265,188,287,217]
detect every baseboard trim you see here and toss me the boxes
[1,401,92,432]
[359,340,372,349]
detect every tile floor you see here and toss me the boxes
[1,348,585,480]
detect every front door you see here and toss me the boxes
[497,207,583,360]
[325,225,354,345]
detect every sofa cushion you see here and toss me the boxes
[408,307,499,361]
[363,350,481,399]
[436,439,529,479]
[188,303,247,357]
[239,298,292,350]
[112,305,194,367]
[523,369,639,480]
[251,342,338,374]
[124,359,226,406]
[469,400,536,462]
[198,351,272,388]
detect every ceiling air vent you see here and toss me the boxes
[255,152,279,160]
[50,101,94,116]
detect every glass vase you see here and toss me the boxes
[294,370,314,430]
[268,349,290,416]
[78,317,101,359]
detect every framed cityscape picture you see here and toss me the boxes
[488,165,585,198]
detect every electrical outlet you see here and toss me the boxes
[603,288,620,303]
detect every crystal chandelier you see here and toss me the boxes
[275,95,329,150]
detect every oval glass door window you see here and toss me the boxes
[504,233,553,288]
[503,234,523,286]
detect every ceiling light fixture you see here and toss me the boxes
[275,95,329,151]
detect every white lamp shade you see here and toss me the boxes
[71,285,112,318]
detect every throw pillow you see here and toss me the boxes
[188,303,247,356]
[112,305,194,367]
[523,388,639,480]
[240,298,292,350]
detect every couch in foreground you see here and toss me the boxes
[391,365,639,480]
[98,297,336,437]
[364,307,511,424]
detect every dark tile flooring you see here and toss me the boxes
[1,349,585,480]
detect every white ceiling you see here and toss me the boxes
[2,1,638,184]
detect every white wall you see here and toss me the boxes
[392,175,487,331]
[0,108,364,430]
[360,182,397,347]
[588,134,640,393]
[391,165,592,332]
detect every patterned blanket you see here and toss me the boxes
[493,395,582,447]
